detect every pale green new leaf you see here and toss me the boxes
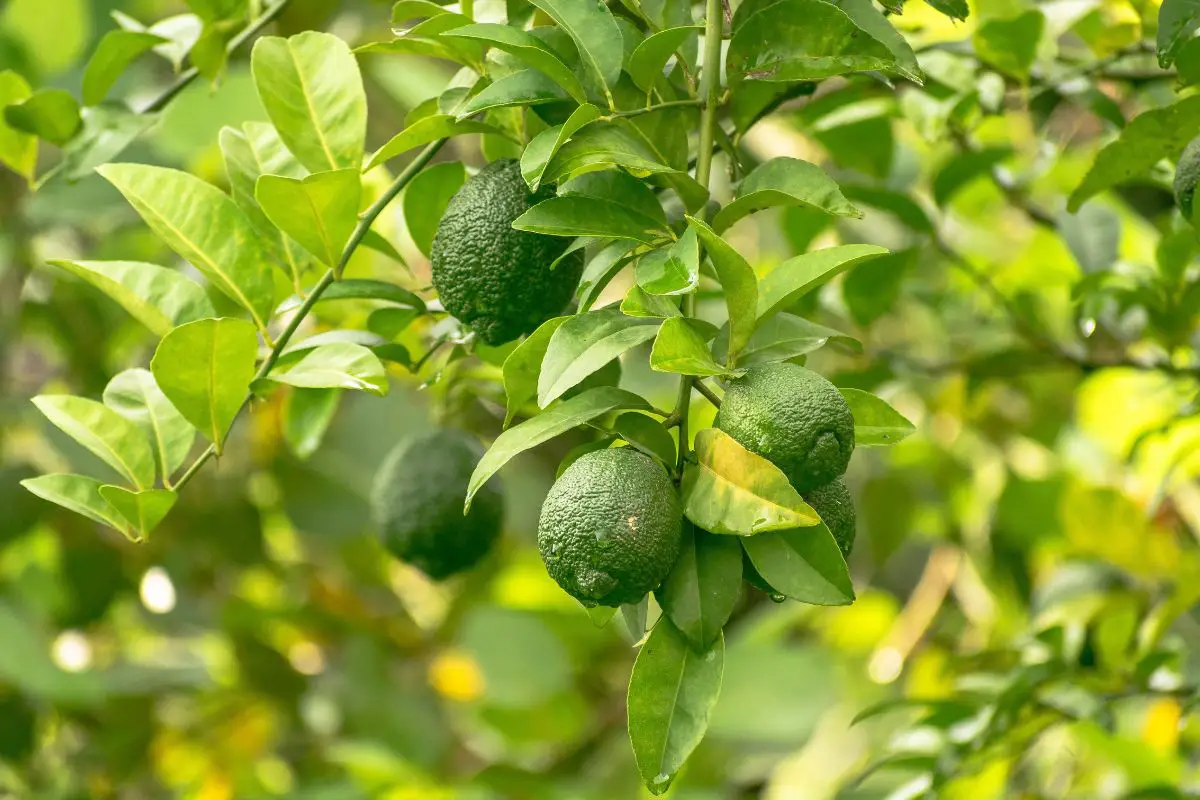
[682,428,819,535]
[103,369,196,480]
[537,309,661,406]
[650,317,734,378]
[622,285,681,318]
[729,313,861,367]
[502,316,569,427]
[457,70,570,118]
[627,25,701,93]
[32,396,156,490]
[656,525,741,651]
[20,474,130,534]
[252,31,367,172]
[265,343,388,395]
[367,114,502,171]
[839,387,915,446]
[756,244,888,324]
[742,523,854,605]
[442,23,587,101]
[520,103,602,191]
[47,260,215,337]
[528,0,624,105]
[150,318,259,454]
[96,163,279,331]
[514,196,669,243]
[686,217,758,363]
[636,226,699,296]
[712,157,862,233]
[283,388,342,459]
[256,169,362,268]
[98,486,176,542]
[82,30,166,106]
[465,386,652,510]
[628,619,724,795]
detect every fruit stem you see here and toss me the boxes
[171,139,449,492]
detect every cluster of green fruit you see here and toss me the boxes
[370,159,857,606]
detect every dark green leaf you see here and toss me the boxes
[742,523,854,605]
[528,0,624,105]
[713,156,862,232]
[923,0,967,20]
[721,313,861,366]
[830,0,921,83]
[612,413,676,465]
[559,168,667,224]
[503,317,567,427]
[1158,0,1197,67]
[842,248,915,326]
[443,23,587,101]
[513,196,670,243]
[656,525,741,651]
[521,103,602,191]
[840,184,933,233]
[538,309,660,406]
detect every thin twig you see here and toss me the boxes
[610,98,704,120]
[693,379,722,408]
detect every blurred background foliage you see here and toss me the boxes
[2,0,1200,797]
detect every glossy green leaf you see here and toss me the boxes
[502,316,568,427]
[103,369,196,480]
[82,30,166,106]
[367,114,502,171]
[265,343,388,395]
[20,474,130,534]
[96,164,278,332]
[443,23,587,101]
[686,217,758,363]
[682,428,819,535]
[0,70,36,182]
[520,103,602,191]
[391,0,459,21]
[252,31,367,172]
[4,89,81,146]
[32,396,156,490]
[278,330,385,357]
[712,157,862,233]
[97,487,176,542]
[636,226,699,296]
[724,313,861,367]
[367,307,420,340]
[831,0,921,83]
[656,525,742,651]
[317,278,425,309]
[465,386,652,510]
[742,523,854,605]
[728,0,901,84]
[579,241,638,311]
[545,122,677,184]
[560,169,667,223]
[46,260,215,337]
[756,244,889,324]
[283,388,341,460]
[973,10,1044,82]
[528,0,624,105]
[621,284,681,318]
[256,169,361,268]
[1159,0,1200,67]
[839,387,915,446]
[402,161,466,257]
[514,196,669,243]
[612,413,676,466]
[650,317,734,377]
[628,618,724,795]
[1068,95,1200,212]
[537,309,661,406]
[627,25,701,93]
[150,318,259,455]
[457,70,570,118]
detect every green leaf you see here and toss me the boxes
[636,226,699,296]
[723,313,861,367]
[840,184,933,233]
[830,0,921,83]
[741,523,854,605]
[627,25,701,93]
[1059,204,1120,275]
[82,30,166,106]
[520,103,602,191]
[923,0,967,21]
[457,70,570,118]
[97,487,176,542]
[283,387,341,459]
[842,248,915,326]
[252,31,367,172]
[528,0,624,106]
[317,278,425,309]
[545,122,678,185]
[96,164,278,332]
[538,309,661,406]
[656,525,741,651]
[686,217,758,363]
[279,329,385,358]
[973,10,1044,82]
[150,318,259,455]
[932,146,1011,207]
[53,106,156,184]
[46,260,215,337]
[32,396,156,490]
[627,618,724,795]
[622,284,681,318]
[367,114,502,171]
[612,412,676,465]
[103,369,195,480]
[579,241,639,311]
[443,23,587,101]
[4,89,81,146]
[682,428,820,536]
[1159,0,1200,67]
[756,244,888,324]
[1069,95,1200,212]
[713,157,862,233]
[265,343,388,395]
[650,317,734,378]
[514,196,669,243]
[392,0,460,22]
[559,169,667,224]
[256,169,362,268]
[0,70,36,182]
[728,0,902,84]
[502,316,568,427]
[20,474,129,534]
[402,161,466,257]
[465,386,652,509]
[368,307,420,341]
[838,387,914,446]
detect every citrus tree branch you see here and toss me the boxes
[610,98,704,119]
[172,139,449,491]
[694,379,722,408]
